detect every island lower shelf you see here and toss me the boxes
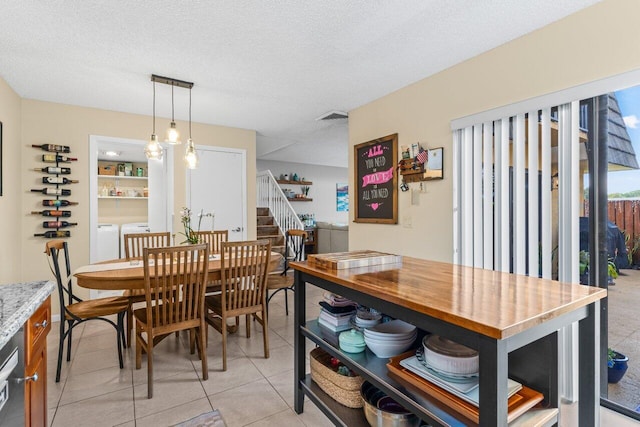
[301,321,558,427]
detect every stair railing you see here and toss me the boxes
[257,170,304,241]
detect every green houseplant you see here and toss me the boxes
[578,250,618,285]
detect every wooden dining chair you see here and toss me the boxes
[45,240,128,382]
[205,239,271,371]
[122,231,171,347]
[266,229,307,315]
[134,243,209,398]
[194,230,229,254]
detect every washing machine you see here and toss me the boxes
[96,223,119,262]
[93,223,121,299]
[120,222,150,259]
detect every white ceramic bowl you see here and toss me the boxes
[422,335,479,376]
[365,335,415,358]
[364,333,416,344]
[364,319,416,338]
[354,316,381,328]
[363,330,417,343]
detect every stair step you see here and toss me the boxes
[257,207,270,217]
[257,225,280,236]
[257,216,274,226]
[261,235,284,246]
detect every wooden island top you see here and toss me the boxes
[291,256,606,340]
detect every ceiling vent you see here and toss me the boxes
[316,110,348,121]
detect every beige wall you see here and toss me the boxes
[14,99,255,315]
[349,0,640,262]
[0,78,23,283]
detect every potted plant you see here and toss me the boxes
[578,250,618,285]
[608,348,629,384]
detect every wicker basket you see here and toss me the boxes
[310,347,364,408]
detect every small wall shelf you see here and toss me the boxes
[277,180,313,185]
[288,198,313,202]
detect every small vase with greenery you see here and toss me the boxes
[180,207,203,244]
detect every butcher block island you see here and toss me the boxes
[291,253,606,427]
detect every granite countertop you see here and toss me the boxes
[0,280,55,349]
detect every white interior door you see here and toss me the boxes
[187,146,247,241]
[147,150,173,232]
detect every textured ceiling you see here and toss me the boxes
[0,1,600,167]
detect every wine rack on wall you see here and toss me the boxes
[30,145,79,238]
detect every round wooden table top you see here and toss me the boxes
[74,252,283,291]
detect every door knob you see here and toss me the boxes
[232,227,242,232]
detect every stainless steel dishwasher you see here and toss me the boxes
[0,328,25,426]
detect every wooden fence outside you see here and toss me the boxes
[585,199,640,265]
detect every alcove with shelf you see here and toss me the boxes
[276,179,313,201]
[97,160,148,200]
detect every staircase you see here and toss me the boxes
[256,170,304,255]
[257,207,285,254]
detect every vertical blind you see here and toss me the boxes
[453,104,580,283]
[452,103,583,399]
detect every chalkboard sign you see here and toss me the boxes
[354,134,398,224]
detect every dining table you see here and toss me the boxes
[74,251,284,336]
[73,251,283,292]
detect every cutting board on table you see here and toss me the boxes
[307,250,402,270]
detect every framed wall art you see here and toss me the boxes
[336,183,348,212]
[354,133,398,224]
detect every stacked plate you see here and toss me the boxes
[363,319,417,358]
[422,335,479,377]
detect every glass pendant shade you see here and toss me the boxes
[184,138,198,169]
[166,121,181,144]
[144,134,163,160]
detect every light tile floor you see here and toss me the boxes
[46,279,639,427]
[46,285,333,427]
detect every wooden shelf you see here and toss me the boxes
[98,175,147,180]
[288,198,313,202]
[98,196,148,200]
[277,179,312,185]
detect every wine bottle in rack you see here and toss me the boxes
[34,167,71,174]
[42,199,78,207]
[31,188,71,196]
[41,177,79,184]
[31,210,72,217]
[31,144,71,153]
[42,221,78,228]
[42,154,77,163]
[34,230,71,238]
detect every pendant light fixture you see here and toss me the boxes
[184,86,198,169]
[166,84,181,144]
[144,80,163,160]
[146,74,196,167]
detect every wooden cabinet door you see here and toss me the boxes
[25,344,47,427]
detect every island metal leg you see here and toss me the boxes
[478,338,509,426]
[294,270,306,414]
[578,300,600,427]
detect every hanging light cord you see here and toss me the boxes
[152,81,156,133]
[171,84,175,122]
[189,87,192,138]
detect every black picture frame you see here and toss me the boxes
[354,133,398,224]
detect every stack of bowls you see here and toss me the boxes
[363,319,417,358]
[352,307,382,330]
[360,381,420,427]
[339,329,366,354]
[422,335,479,377]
